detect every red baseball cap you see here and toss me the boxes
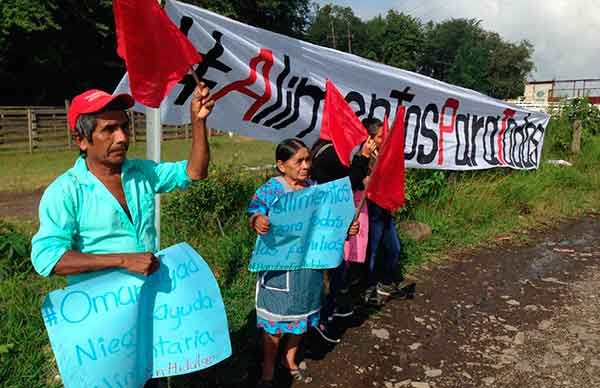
[67,89,135,132]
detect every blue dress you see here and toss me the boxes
[248,176,322,335]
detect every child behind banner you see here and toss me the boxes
[248,138,357,387]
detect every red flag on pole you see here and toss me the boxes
[320,80,368,166]
[366,105,406,212]
[113,0,202,108]
[381,113,389,143]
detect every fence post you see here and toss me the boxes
[31,109,39,150]
[27,108,33,153]
[571,119,582,154]
[65,99,71,150]
[130,111,136,144]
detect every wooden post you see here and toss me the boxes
[0,110,3,145]
[32,109,39,150]
[27,108,33,153]
[65,99,71,149]
[571,119,582,154]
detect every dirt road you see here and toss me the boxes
[0,189,42,219]
[298,215,600,388]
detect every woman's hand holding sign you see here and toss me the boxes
[252,214,271,235]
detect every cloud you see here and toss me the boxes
[317,0,600,81]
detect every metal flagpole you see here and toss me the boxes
[146,70,201,252]
[146,106,161,249]
[147,0,164,251]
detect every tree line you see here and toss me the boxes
[0,0,533,105]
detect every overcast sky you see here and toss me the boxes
[316,0,599,82]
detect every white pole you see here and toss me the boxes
[153,2,167,387]
[146,106,161,249]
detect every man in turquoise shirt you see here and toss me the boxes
[32,84,214,283]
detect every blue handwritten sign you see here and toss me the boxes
[41,243,231,388]
[249,177,355,271]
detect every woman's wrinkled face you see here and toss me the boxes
[277,147,311,182]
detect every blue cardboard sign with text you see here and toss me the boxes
[249,177,355,271]
[41,243,231,388]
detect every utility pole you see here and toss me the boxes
[346,19,352,53]
[330,19,337,49]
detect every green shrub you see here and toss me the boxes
[401,169,447,215]
[563,97,600,136]
[162,166,266,331]
[163,166,264,237]
[545,98,600,155]
[0,220,32,280]
[543,117,573,155]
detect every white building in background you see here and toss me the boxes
[523,81,555,103]
[509,78,600,113]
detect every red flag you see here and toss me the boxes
[381,113,389,143]
[366,106,406,212]
[113,0,202,108]
[320,80,368,166]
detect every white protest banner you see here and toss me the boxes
[41,243,231,388]
[249,177,355,272]
[115,0,550,171]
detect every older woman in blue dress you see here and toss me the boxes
[248,139,358,387]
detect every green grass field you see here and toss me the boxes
[2,127,600,387]
[0,135,276,192]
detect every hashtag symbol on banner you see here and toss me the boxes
[42,306,58,327]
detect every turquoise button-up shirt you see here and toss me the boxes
[31,156,192,282]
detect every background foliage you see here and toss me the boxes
[307,7,534,99]
[1,0,534,104]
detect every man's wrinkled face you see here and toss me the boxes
[78,110,130,167]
